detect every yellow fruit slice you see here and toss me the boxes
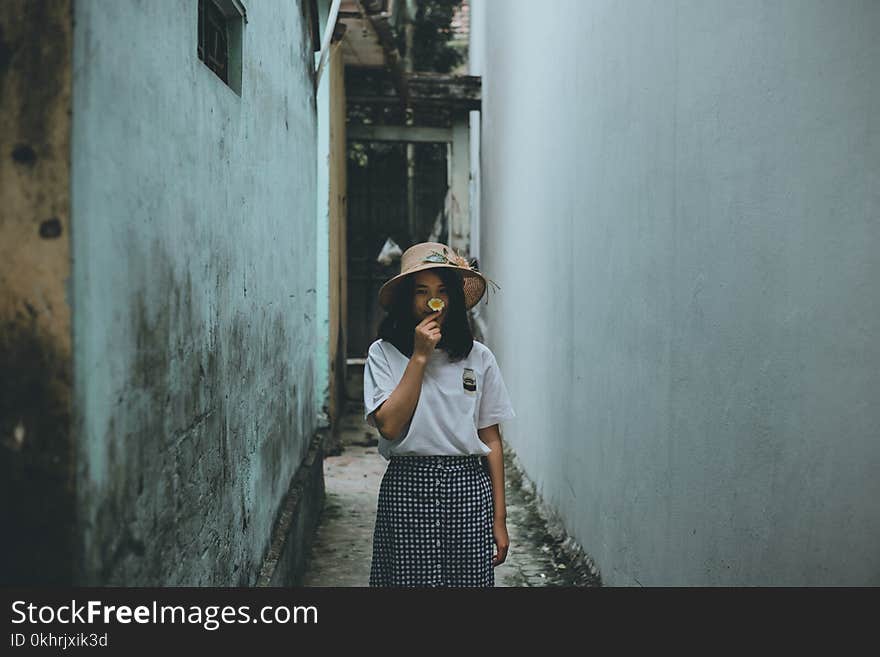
[428,297,445,311]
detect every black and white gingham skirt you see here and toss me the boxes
[369,454,495,587]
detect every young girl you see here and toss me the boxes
[363,241,516,587]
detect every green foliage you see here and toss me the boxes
[396,0,465,73]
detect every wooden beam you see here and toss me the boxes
[347,124,453,143]
[407,74,481,109]
[346,72,481,111]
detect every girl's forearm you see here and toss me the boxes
[372,354,428,440]
[484,440,507,521]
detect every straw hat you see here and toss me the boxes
[378,242,499,311]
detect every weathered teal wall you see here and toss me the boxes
[71,0,318,585]
[474,0,880,585]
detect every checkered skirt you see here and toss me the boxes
[369,454,495,587]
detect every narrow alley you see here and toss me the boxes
[3,0,878,593]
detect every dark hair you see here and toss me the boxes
[376,267,474,362]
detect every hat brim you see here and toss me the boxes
[378,263,487,311]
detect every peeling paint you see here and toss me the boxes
[12,143,36,165]
[39,217,62,238]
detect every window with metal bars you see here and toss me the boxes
[197,0,246,94]
[198,0,228,83]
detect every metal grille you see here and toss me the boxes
[346,141,449,357]
[198,0,228,84]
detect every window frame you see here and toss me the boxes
[197,0,247,95]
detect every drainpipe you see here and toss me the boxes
[315,0,343,86]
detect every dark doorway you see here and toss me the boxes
[346,140,449,357]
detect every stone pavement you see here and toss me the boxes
[301,398,601,587]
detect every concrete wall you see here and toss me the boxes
[0,0,75,586]
[71,0,318,585]
[473,0,880,585]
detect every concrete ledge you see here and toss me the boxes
[256,430,326,586]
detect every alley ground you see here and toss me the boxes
[301,367,601,587]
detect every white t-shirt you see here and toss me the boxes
[363,338,517,460]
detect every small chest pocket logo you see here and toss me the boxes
[462,368,477,394]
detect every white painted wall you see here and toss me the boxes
[473,0,880,585]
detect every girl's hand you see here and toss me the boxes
[413,310,442,358]
[492,518,510,567]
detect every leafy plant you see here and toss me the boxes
[396,0,465,73]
